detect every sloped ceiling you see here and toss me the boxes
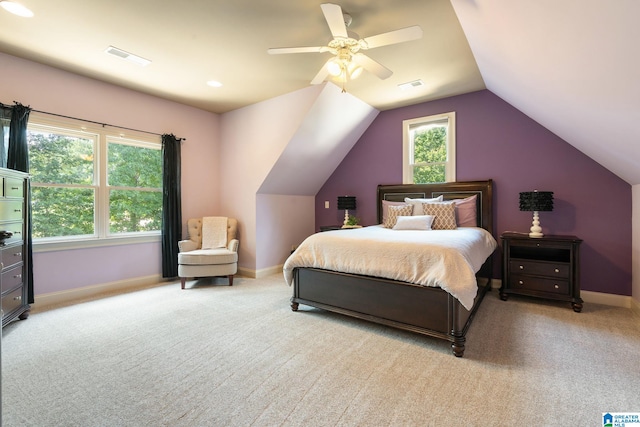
[258,83,378,196]
[1,0,638,185]
[451,0,640,185]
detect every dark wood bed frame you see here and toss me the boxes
[290,180,495,357]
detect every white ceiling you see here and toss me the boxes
[0,0,483,113]
[2,0,639,184]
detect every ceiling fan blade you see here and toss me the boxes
[268,46,327,54]
[321,3,348,38]
[362,26,423,49]
[311,59,332,84]
[353,53,393,80]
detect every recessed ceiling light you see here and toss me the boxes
[0,1,34,17]
[104,46,151,67]
[207,80,223,88]
[398,79,425,90]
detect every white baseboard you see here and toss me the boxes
[238,264,283,279]
[31,272,640,317]
[31,274,167,313]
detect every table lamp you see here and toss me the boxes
[519,190,554,238]
[337,196,356,228]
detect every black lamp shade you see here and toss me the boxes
[519,191,554,212]
[337,196,356,210]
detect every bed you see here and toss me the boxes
[284,180,496,357]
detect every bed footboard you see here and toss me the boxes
[291,267,490,357]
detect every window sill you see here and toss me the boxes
[33,234,161,253]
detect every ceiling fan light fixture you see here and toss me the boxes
[0,1,34,17]
[327,59,343,77]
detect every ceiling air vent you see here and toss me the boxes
[105,46,151,66]
[398,79,425,90]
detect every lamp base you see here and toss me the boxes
[342,209,350,227]
[529,211,544,238]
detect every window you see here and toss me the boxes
[403,112,456,184]
[27,113,162,247]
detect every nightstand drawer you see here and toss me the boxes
[509,274,569,295]
[509,259,569,278]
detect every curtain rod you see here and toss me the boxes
[1,101,186,141]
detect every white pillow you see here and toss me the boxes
[404,195,444,215]
[392,215,434,230]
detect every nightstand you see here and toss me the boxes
[319,225,343,232]
[319,225,363,232]
[500,232,583,312]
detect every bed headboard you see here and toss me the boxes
[376,180,494,236]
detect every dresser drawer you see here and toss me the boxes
[1,265,24,293]
[4,177,24,198]
[0,201,24,222]
[509,274,569,295]
[509,259,569,278]
[0,221,24,246]
[2,285,24,317]
[1,244,24,270]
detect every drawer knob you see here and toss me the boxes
[14,252,22,257]
[518,280,524,285]
[14,274,22,279]
[519,265,524,270]
[554,284,559,289]
[13,295,21,301]
[11,187,19,190]
[554,268,560,273]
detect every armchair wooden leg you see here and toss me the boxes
[181,277,186,289]
[228,275,234,286]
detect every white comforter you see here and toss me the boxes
[283,225,497,310]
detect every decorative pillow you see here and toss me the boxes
[422,201,457,230]
[382,200,410,224]
[404,195,443,215]
[453,194,477,227]
[392,215,434,230]
[383,204,413,228]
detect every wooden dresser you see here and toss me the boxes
[1,167,30,327]
[500,232,583,312]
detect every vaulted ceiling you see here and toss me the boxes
[1,0,638,184]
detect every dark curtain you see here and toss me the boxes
[0,105,11,168]
[161,133,182,278]
[6,103,34,304]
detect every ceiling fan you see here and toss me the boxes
[267,3,423,89]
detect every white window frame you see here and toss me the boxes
[402,111,456,184]
[28,112,161,252]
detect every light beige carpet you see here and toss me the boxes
[2,273,639,426]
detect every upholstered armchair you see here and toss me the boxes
[178,217,239,289]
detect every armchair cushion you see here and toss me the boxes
[178,248,238,265]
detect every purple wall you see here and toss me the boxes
[316,90,632,296]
